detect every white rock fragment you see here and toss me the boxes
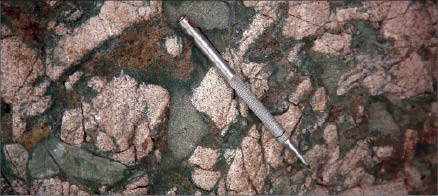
[337,70,367,96]
[289,78,312,105]
[216,178,226,195]
[82,73,169,164]
[191,67,238,135]
[304,144,327,167]
[287,43,304,65]
[384,52,433,99]
[312,33,352,56]
[61,108,84,145]
[4,144,28,179]
[112,146,136,166]
[310,87,328,111]
[165,36,182,57]
[31,178,89,195]
[374,146,393,159]
[189,146,220,170]
[225,149,256,195]
[12,180,29,195]
[240,62,271,99]
[343,167,375,189]
[123,175,149,195]
[1,32,50,140]
[154,150,161,163]
[339,140,371,175]
[361,70,391,96]
[224,149,236,165]
[192,168,220,191]
[47,1,162,81]
[340,179,408,195]
[402,129,418,161]
[283,2,331,40]
[65,71,83,90]
[323,124,339,164]
[66,9,82,22]
[241,126,267,193]
[167,187,177,195]
[87,76,107,93]
[261,126,283,169]
[96,131,115,151]
[336,7,369,22]
[243,1,279,7]
[275,104,302,135]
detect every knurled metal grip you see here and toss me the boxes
[178,15,308,166]
[229,76,289,143]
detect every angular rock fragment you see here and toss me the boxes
[112,146,136,166]
[323,124,339,164]
[310,87,328,111]
[88,73,169,163]
[283,2,331,40]
[261,126,284,169]
[339,140,371,175]
[31,178,89,195]
[122,175,149,195]
[1,31,51,140]
[192,168,220,191]
[65,71,83,90]
[226,149,256,195]
[11,180,29,195]
[241,126,267,193]
[4,144,28,180]
[289,78,312,105]
[336,7,369,22]
[47,1,162,80]
[189,146,220,170]
[384,52,433,99]
[340,179,408,195]
[312,33,352,56]
[191,67,238,135]
[96,131,115,152]
[303,144,327,168]
[343,167,375,189]
[61,108,84,145]
[402,129,418,161]
[374,146,393,160]
[275,104,302,135]
[165,36,182,57]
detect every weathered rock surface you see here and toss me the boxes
[168,92,208,160]
[45,138,126,185]
[28,143,59,179]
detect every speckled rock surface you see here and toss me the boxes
[1,1,436,195]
